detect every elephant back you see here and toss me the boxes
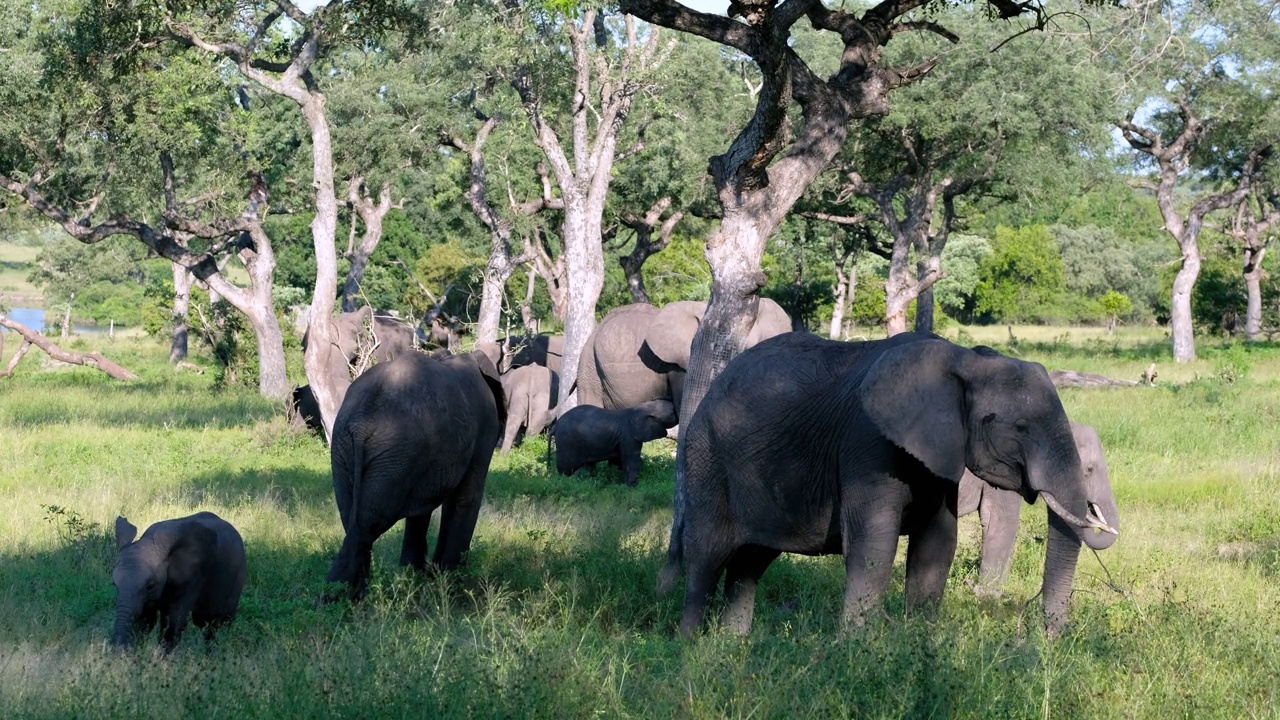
[584,304,669,410]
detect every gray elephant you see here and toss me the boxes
[576,300,791,417]
[552,400,677,486]
[662,332,1119,636]
[501,334,563,375]
[112,512,247,651]
[959,420,1115,589]
[326,350,505,598]
[500,364,559,452]
[303,306,420,375]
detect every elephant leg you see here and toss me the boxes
[840,474,909,626]
[432,460,490,571]
[326,514,397,599]
[679,539,736,637]
[501,394,529,452]
[904,492,959,612]
[400,512,436,572]
[721,544,781,635]
[159,599,194,652]
[977,485,1023,587]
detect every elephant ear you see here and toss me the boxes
[747,298,794,345]
[857,338,968,484]
[166,523,219,588]
[642,301,704,370]
[115,516,138,550]
[470,351,507,427]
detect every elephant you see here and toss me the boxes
[575,300,792,418]
[551,400,678,487]
[303,306,420,375]
[289,384,323,435]
[325,350,505,598]
[500,364,559,452]
[660,332,1120,636]
[112,512,247,651]
[501,334,563,375]
[959,420,1114,590]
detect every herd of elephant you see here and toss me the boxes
[109,300,1120,650]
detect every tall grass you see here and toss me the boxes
[0,332,1277,718]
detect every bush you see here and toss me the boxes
[973,225,1066,323]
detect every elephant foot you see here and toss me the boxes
[963,578,1006,600]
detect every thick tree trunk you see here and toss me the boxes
[475,260,513,346]
[0,312,138,380]
[622,257,651,305]
[1170,241,1200,363]
[1243,245,1266,342]
[557,195,605,412]
[170,262,192,363]
[247,304,289,399]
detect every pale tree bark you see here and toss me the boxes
[530,227,568,322]
[440,118,560,345]
[170,2,346,440]
[341,177,402,313]
[0,156,290,398]
[824,229,862,340]
[622,0,945,423]
[60,294,74,341]
[1227,189,1280,341]
[520,265,539,335]
[1120,97,1269,362]
[0,311,138,380]
[512,11,665,413]
[170,261,192,363]
[618,196,683,304]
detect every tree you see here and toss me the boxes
[508,9,666,411]
[1225,189,1280,340]
[1098,290,1132,334]
[974,225,1066,323]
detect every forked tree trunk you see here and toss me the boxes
[341,179,397,313]
[170,262,192,363]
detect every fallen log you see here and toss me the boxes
[1050,363,1157,388]
[0,311,139,380]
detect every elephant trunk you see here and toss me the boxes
[1041,510,1082,635]
[112,603,140,646]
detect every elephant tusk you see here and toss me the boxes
[1041,492,1118,535]
[1087,502,1120,536]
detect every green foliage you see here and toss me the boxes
[1099,290,1133,321]
[973,226,1067,323]
[934,234,993,321]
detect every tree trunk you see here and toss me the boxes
[914,254,936,334]
[341,180,395,313]
[247,304,289,399]
[475,258,514,346]
[521,268,538,336]
[1243,246,1266,342]
[0,311,138,380]
[170,262,192,363]
[622,256,651,305]
[1170,241,1200,363]
[557,194,605,412]
[60,293,74,340]
[829,265,848,340]
[884,265,913,337]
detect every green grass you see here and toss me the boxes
[1,332,1279,718]
[0,242,43,306]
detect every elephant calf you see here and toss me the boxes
[552,400,677,487]
[959,421,1116,589]
[500,364,559,452]
[112,512,247,651]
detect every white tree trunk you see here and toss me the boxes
[829,267,848,340]
[170,262,192,363]
[60,294,74,340]
[557,194,605,412]
[475,262,510,345]
[1170,242,1200,363]
[1244,246,1266,342]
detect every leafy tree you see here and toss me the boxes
[933,233,992,323]
[974,225,1066,323]
[1099,290,1133,334]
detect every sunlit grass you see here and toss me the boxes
[0,333,1278,717]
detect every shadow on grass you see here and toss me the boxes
[173,466,334,516]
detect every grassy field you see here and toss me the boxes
[0,329,1278,718]
[0,242,43,307]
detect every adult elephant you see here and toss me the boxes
[661,333,1119,636]
[325,350,505,598]
[301,306,419,376]
[501,334,563,375]
[959,420,1115,589]
[575,300,792,416]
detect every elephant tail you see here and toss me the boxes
[655,464,685,598]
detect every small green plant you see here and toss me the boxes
[41,504,114,571]
[1213,345,1252,384]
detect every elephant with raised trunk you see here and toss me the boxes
[662,332,1119,636]
[575,300,792,419]
[111,512,246,651]
[326,350,505,598]
[959,420,1116,589]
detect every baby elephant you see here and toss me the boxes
[500,364,559,452]
[552,400,677,486]
[112,512,247,651]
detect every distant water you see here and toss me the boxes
[3,308,110,335]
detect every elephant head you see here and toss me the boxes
[642,299,793,373]
[111,516,217,647]
[858,339,1120,632]
[630,399,679,442]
